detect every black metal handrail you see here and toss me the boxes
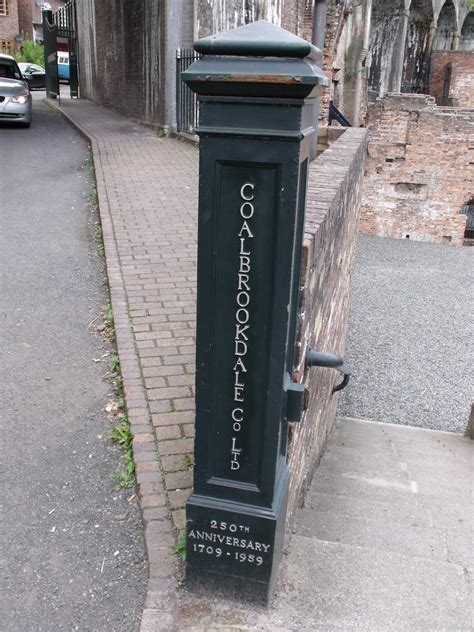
[329,101,352,127]
[306,349,351,393]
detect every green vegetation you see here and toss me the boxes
[172,530,187,561]
[110,353,120,372]
[111,414,135,490]
[15,39,45,67]
[103,303,115,341]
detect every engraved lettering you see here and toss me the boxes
[238,221,254,238]
[234,386,244,402]
[239,254,251,272]
[234,371,244,386]
[233,358,247,372]
[234,339,247,356]
[236,292,250,308]
[232,408,243,422]
[236,308,249,325]
[239,240,251,256]
[240,182,255,201]
[240,202,255,219]
[229,182,256,471]
[237,274,250,292]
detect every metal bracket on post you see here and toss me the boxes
[306,349,351,393]
[285,374,305,422]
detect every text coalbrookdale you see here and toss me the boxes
[230,182,255,471]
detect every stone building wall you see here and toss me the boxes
[359,93,473,245]
[430,50,474,106]
[286,127,367,523]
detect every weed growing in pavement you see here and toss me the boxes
[103,303,115,342]
[156,451,163,471]
[184,453,193,468]
[113,374,124,393]
[104,303,114,327]
[92,186,99,207]
[111,414,135,490]
[172,530,186,561]
[110,353,120,372]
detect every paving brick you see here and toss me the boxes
[173,397,195,412]
[169,488,192,509]
[158,438,194,456]
[164,470,193,490]
[161,454,192,473]
[147,386,192,400]
[172,509,186,531]
[152,411,194,426]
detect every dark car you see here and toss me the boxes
[18,63,46,90]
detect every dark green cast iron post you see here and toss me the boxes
[183,20,327,601]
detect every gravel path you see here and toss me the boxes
[0,102,146,630]
[338,235,473,433]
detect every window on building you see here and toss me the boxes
[0,0,10,17]
[0,40,12,55]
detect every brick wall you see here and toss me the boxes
[430,51,474,107]
[360,94,474,245]
[0,0,19,50]
[286,127,367,523]
[76,0,193,129]
[17,0,32,40]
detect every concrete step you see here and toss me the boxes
[311,471,421,506]
[316,454,411,481]
[295,508,446,561]
[276,535,471,632]
[305,491,433,527]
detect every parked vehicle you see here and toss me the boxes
[58,52,70,83]
[18,63,46,90]
[0,54,32,128]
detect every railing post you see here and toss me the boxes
[182,20,327,602]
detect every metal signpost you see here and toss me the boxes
[183,21,328,601]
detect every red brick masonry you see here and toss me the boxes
[360,93,474,245]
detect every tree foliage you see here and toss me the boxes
[14,40,45,68]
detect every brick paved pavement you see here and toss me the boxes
[52,99,198,630]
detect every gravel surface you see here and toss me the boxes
[0,102,146,630]
[338,235,473,433]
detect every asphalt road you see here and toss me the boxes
[0,102,146,630]
[338,235,474,433]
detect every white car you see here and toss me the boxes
[0,54,32,128]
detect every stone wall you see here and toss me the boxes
[359,93,473,245]
[286,127,367,523]
[430,50,474,107]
